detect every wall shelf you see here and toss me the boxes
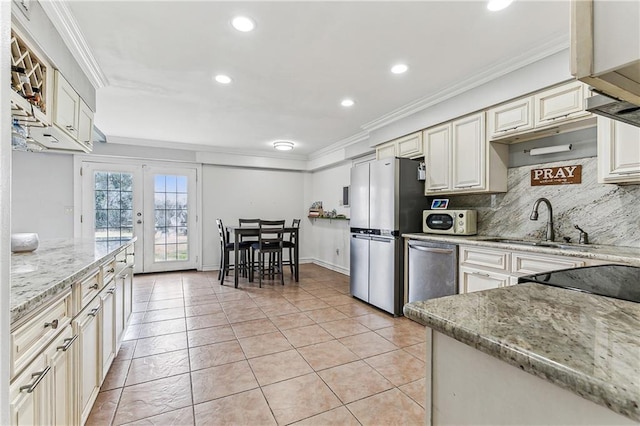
[308,216,350,222]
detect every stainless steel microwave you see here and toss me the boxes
[423,210,477,235]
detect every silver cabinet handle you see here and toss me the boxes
[471,272,491,277]
[56,335,78,352]
[44,319,59,329]
[65,125,76,132]
[89,283,99,290]
[88,306,100,317]
[120,274,129,280]
[106,268,115,273]
[107,287,116,294]
[20,366,51,393]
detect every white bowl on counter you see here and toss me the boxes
[11,233,39,253]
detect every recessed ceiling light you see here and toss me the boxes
[341,99,355,107]
[487,0,513,11]
[232,16,255,32]
[273,140,294,151]
[391,64,408,74]
[214,74,232,84]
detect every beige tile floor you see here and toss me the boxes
[87,264,426,425]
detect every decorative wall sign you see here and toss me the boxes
[531,165,582,186]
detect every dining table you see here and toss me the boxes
[226,226,299,288]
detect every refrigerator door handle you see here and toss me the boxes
[352,234,371,240]
[408,245,454,255]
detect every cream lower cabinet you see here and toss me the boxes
[75,300,102,425]
[459,245,586,294]
[9,354,47,426]
[425,113,508,195]
[597,116,640,184]
[100,284,116,382]
[46,326,76,425]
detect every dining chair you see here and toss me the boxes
[251,220,285,287]
[282,219,300,278]
[216,219,251,285]
[238,218,260,279]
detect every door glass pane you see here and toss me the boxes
[94,171,134,252]
[154,174,189,262]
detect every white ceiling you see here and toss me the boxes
[65,1,570,157]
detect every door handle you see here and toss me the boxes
[57,335,78,352]
[409,245,454,254]
[20,366,51,393]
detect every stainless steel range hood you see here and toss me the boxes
[585,93,640,128]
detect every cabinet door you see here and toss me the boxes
[597,117,640,183]
[460,266,509,294]
[376,141,396,160]
[10,354,49,426]
[424,124,451,192]
[368,237,398,315]
[75,302,101,425]
[123,266,134,326]
[115,276,125,350]
[100,286,116,380]
[511,253,585,276]
[77,100,94,151]
[534,81,589,127]
[45,326,76,426]
[452,113,485,190]
[396,132,424,158]
[53,71,80,140]
[487,97,534,140]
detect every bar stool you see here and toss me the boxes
[216,219,251,285]
[282,219,300,278]
[239,218,260,280]
[251,220,285,287]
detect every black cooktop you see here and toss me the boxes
[518,264,640,303]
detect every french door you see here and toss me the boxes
[81,161,199,273]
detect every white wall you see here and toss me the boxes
[202,165,306,271]
[303,162,352,274]
[11,151,74,238]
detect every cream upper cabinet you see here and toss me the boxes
[534,81,590,128]
[78,100,95,151]
[375,141,396,160]
[53,72,80,140]
[425,113,507,195]
[452,113,485,189]
[597,116,640,183]
[376,131,423,160]
[424,123,451,191]
[487,97,534,139]
[487,81,594,143]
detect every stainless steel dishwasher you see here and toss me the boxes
[407,240,458,303]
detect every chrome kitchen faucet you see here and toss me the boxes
[530,198,554,241]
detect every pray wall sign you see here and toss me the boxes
[530,165,582,186]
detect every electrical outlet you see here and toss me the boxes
[64,206,74,214]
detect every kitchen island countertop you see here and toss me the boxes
[11,238,135,324]
[402,233,640,266]
[404,282,640,422]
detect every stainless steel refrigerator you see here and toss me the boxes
[350,157,426,316]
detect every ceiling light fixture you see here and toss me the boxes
[487,0,513,11]
[214,74,232,84]
[231,16,255,32]
[391,64,408,74]
[341,99,355,107]
[273,140,294,151]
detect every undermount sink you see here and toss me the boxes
[481,238,593,251]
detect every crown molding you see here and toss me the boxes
[308,131,369,160]
[39,0,108,89]
[361,32,569,132]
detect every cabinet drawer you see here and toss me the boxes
[11,294,72,379]
[80,271,101,308]
[512,253,585,276]
[459,246,510,271]
[460,266,510,294]
[102,258,117,285]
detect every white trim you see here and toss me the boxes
[361,33,570,132]
[39,0,108,89]
[311,259,350,276]
[309,131,370,160]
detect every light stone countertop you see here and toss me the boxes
[402,233,640,267]
[404,283,640,422]
[11,238,135,325]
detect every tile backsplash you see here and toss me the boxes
[447,157,640,247]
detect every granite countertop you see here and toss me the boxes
[404,283,640,422]
[402,233,640,267]
[11,238,135,325]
